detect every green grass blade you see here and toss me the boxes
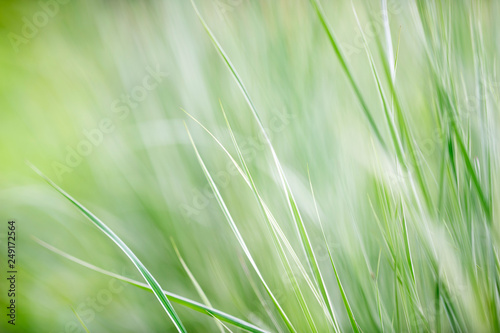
[184,125,297,333]
[309,0,387,150]
[435,275,441,333]
[172,238,225,333]
[34,237,270,333]
[71,306,91,333]
[452,123,491,219]
[432,76,491,218]
[308,167,359,333]
[190,0,270,145]
[190,4,341,329]
[375,251,386,332]
[351,3,405,165]
[286,188,341,332]
[189,7,365,327]
[381,0,395,81]
[400,204,416,286]
[182,108,325,311]
[412,6,490,218]
[28,164,187,333]
[218,105,319,332]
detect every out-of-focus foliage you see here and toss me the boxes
[0,0,499,332]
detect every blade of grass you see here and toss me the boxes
[190,3,341,329]
[285,187,342,332]
[308,166,360,333]
[308,0,387,149]
[34,237,270,333]
[400,204,416,286]
[375,251,387,332]
[238,257,283,333]
[218,105,320,332]
[171,238,225,333]
[351,3,405,166]
[435,275,441,333]
[184,125,297,332]
[412,5,490,219]
[28,163,187,333]
[351,3,434,218]
[71,306,91,333]
[182,108,326,313]
[381,0,395,81]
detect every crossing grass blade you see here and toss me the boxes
[8,1,500,332]
[307,167,359,333]
[308,0,387,150]
[182,108,325,308]
[190,3,342,327]
[218,104,319,332]
[184,124,297,332]
[284,185,341,331]
[412,2,490,219]
[71,306,91,333]
[28,163,187,333]
[171,238,225,333]
[350,3,405,166]
[34,237,270,333]
[182,107,330,325]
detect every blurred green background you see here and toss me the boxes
[0,0,499,332]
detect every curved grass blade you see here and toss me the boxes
[34,237,270,333]
[182,108,323,302]
[308,167,360,333]
[184,125,297,333]
[219,105,319,332]
[400,204,416,286]
[308,0,387,150]
[351,2,433,215]
[172,238,225,333]
[381,0,395,81]
[239,257,283,333]
[183,108,332,324]
[350,3,404,166]
[189,3,340,327]
[71,306,91,333]
[285,187,341,332]
[412,4,490,218]
[28,163,187,333]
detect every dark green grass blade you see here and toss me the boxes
[28,163,187,333]
[309,0,387,150]
[433,78,491,219]
[351,3,405,166]
[435,275,441,333]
